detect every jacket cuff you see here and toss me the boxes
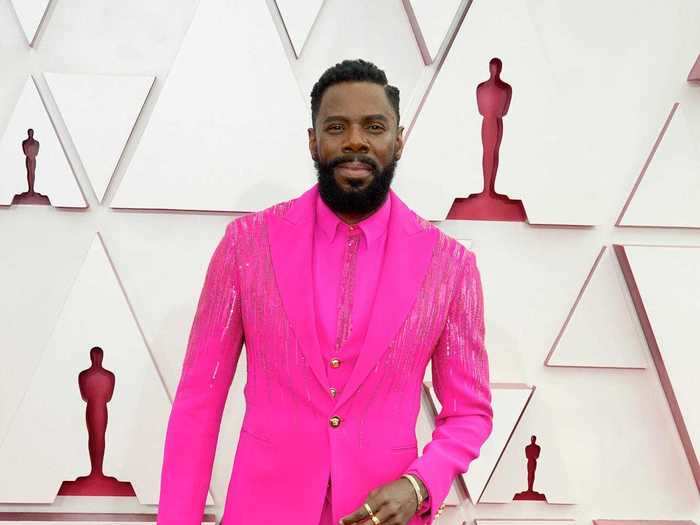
[403,459,452,523]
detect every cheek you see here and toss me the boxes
[374,141,396,163]
[316,139,340,160]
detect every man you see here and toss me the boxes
[156,59,493,525]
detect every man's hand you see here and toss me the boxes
[338,476,424,525]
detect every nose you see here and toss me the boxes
[342,124,369,154]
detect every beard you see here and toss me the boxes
[314,153,397,215]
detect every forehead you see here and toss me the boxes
[317,81,395,122]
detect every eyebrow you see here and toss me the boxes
[322,114,390,124]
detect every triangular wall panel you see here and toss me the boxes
[615,244,700,491]
[275,0,324,58]
[546,246,649,369]
[0,235,212,505]
[45,72,154,203]
[0,76,85,208]
[425,381,534,503]
[403,0,463,63]
[399,1,700,224]
[111,0,313,212]
[10,0,50,46]
[618,103,700,228]
[396,0,559,222]
[479,389,577,504]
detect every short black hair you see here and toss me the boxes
[310,58,400,128]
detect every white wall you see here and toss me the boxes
[1,0,699,522]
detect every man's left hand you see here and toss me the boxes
[338,477,423,525]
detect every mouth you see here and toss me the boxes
[334,161,374,178]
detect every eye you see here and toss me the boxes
[326,123,343,132]
[368,124,385,132]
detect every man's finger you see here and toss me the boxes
[339,498,382,524]
[338,504,368,524]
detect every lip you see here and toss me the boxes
[335,161,373,176]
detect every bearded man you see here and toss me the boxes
[157,58,494,525]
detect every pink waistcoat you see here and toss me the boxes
[313,188,390,397]
[156,183,494,524]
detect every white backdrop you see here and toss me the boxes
[0,0,699,523]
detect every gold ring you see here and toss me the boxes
[371,516,381,525]
[363,502,375,516]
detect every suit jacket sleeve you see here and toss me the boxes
[404,249,494,522]
[157,221,245,525]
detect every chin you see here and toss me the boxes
[336,175,373,190]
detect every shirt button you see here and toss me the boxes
[329,387,337,397]
[330,358,341,368]
[329,416,342,428]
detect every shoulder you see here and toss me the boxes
[409,208,477,271]
[222,196,295,241]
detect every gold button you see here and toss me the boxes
[330,358,341,368]
[329,415,341,428]
[329,387,337,397]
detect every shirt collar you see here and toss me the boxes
[315,190,391,248]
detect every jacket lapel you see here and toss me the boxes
[267,183,438,412]
[333,189,438,411]
[267,184,331,400]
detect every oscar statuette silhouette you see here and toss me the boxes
[11,128,51,205]
[447,58,527,221]
[59,346,135,496]
[513,435,548,501]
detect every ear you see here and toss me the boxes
[308,127,318,161]
[394,125,405,161]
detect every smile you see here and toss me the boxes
[335,162,373,177]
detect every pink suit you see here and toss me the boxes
[156,183,493,524]
[313,185,394,521]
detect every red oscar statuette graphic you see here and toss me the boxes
[12,128,52,205]
[59,346,135,496]
[513,435,548,501]
[447,57,527,221]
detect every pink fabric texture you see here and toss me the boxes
[313,191,432,519]
[313,190,390,397]
[319,480,334,525]
[156,183,493,524]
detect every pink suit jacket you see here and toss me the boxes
[157,183,493,524]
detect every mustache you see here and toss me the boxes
[326,154,379,171]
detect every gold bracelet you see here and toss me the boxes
[401,474,424,510]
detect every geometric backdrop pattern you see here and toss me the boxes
[274,0,324,58]
[1,0,699,523]
[618,102,700,228]
[0,235,188,505]
[615,244,700,493]
[45,72,154,203]
[0,76,85,207]
[544,246,649,369]
[110,0,314,212]
[9,0,50,47]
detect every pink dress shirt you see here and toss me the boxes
[313,191,389,523]
[313,190,391,394]
[312,193,430,522]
